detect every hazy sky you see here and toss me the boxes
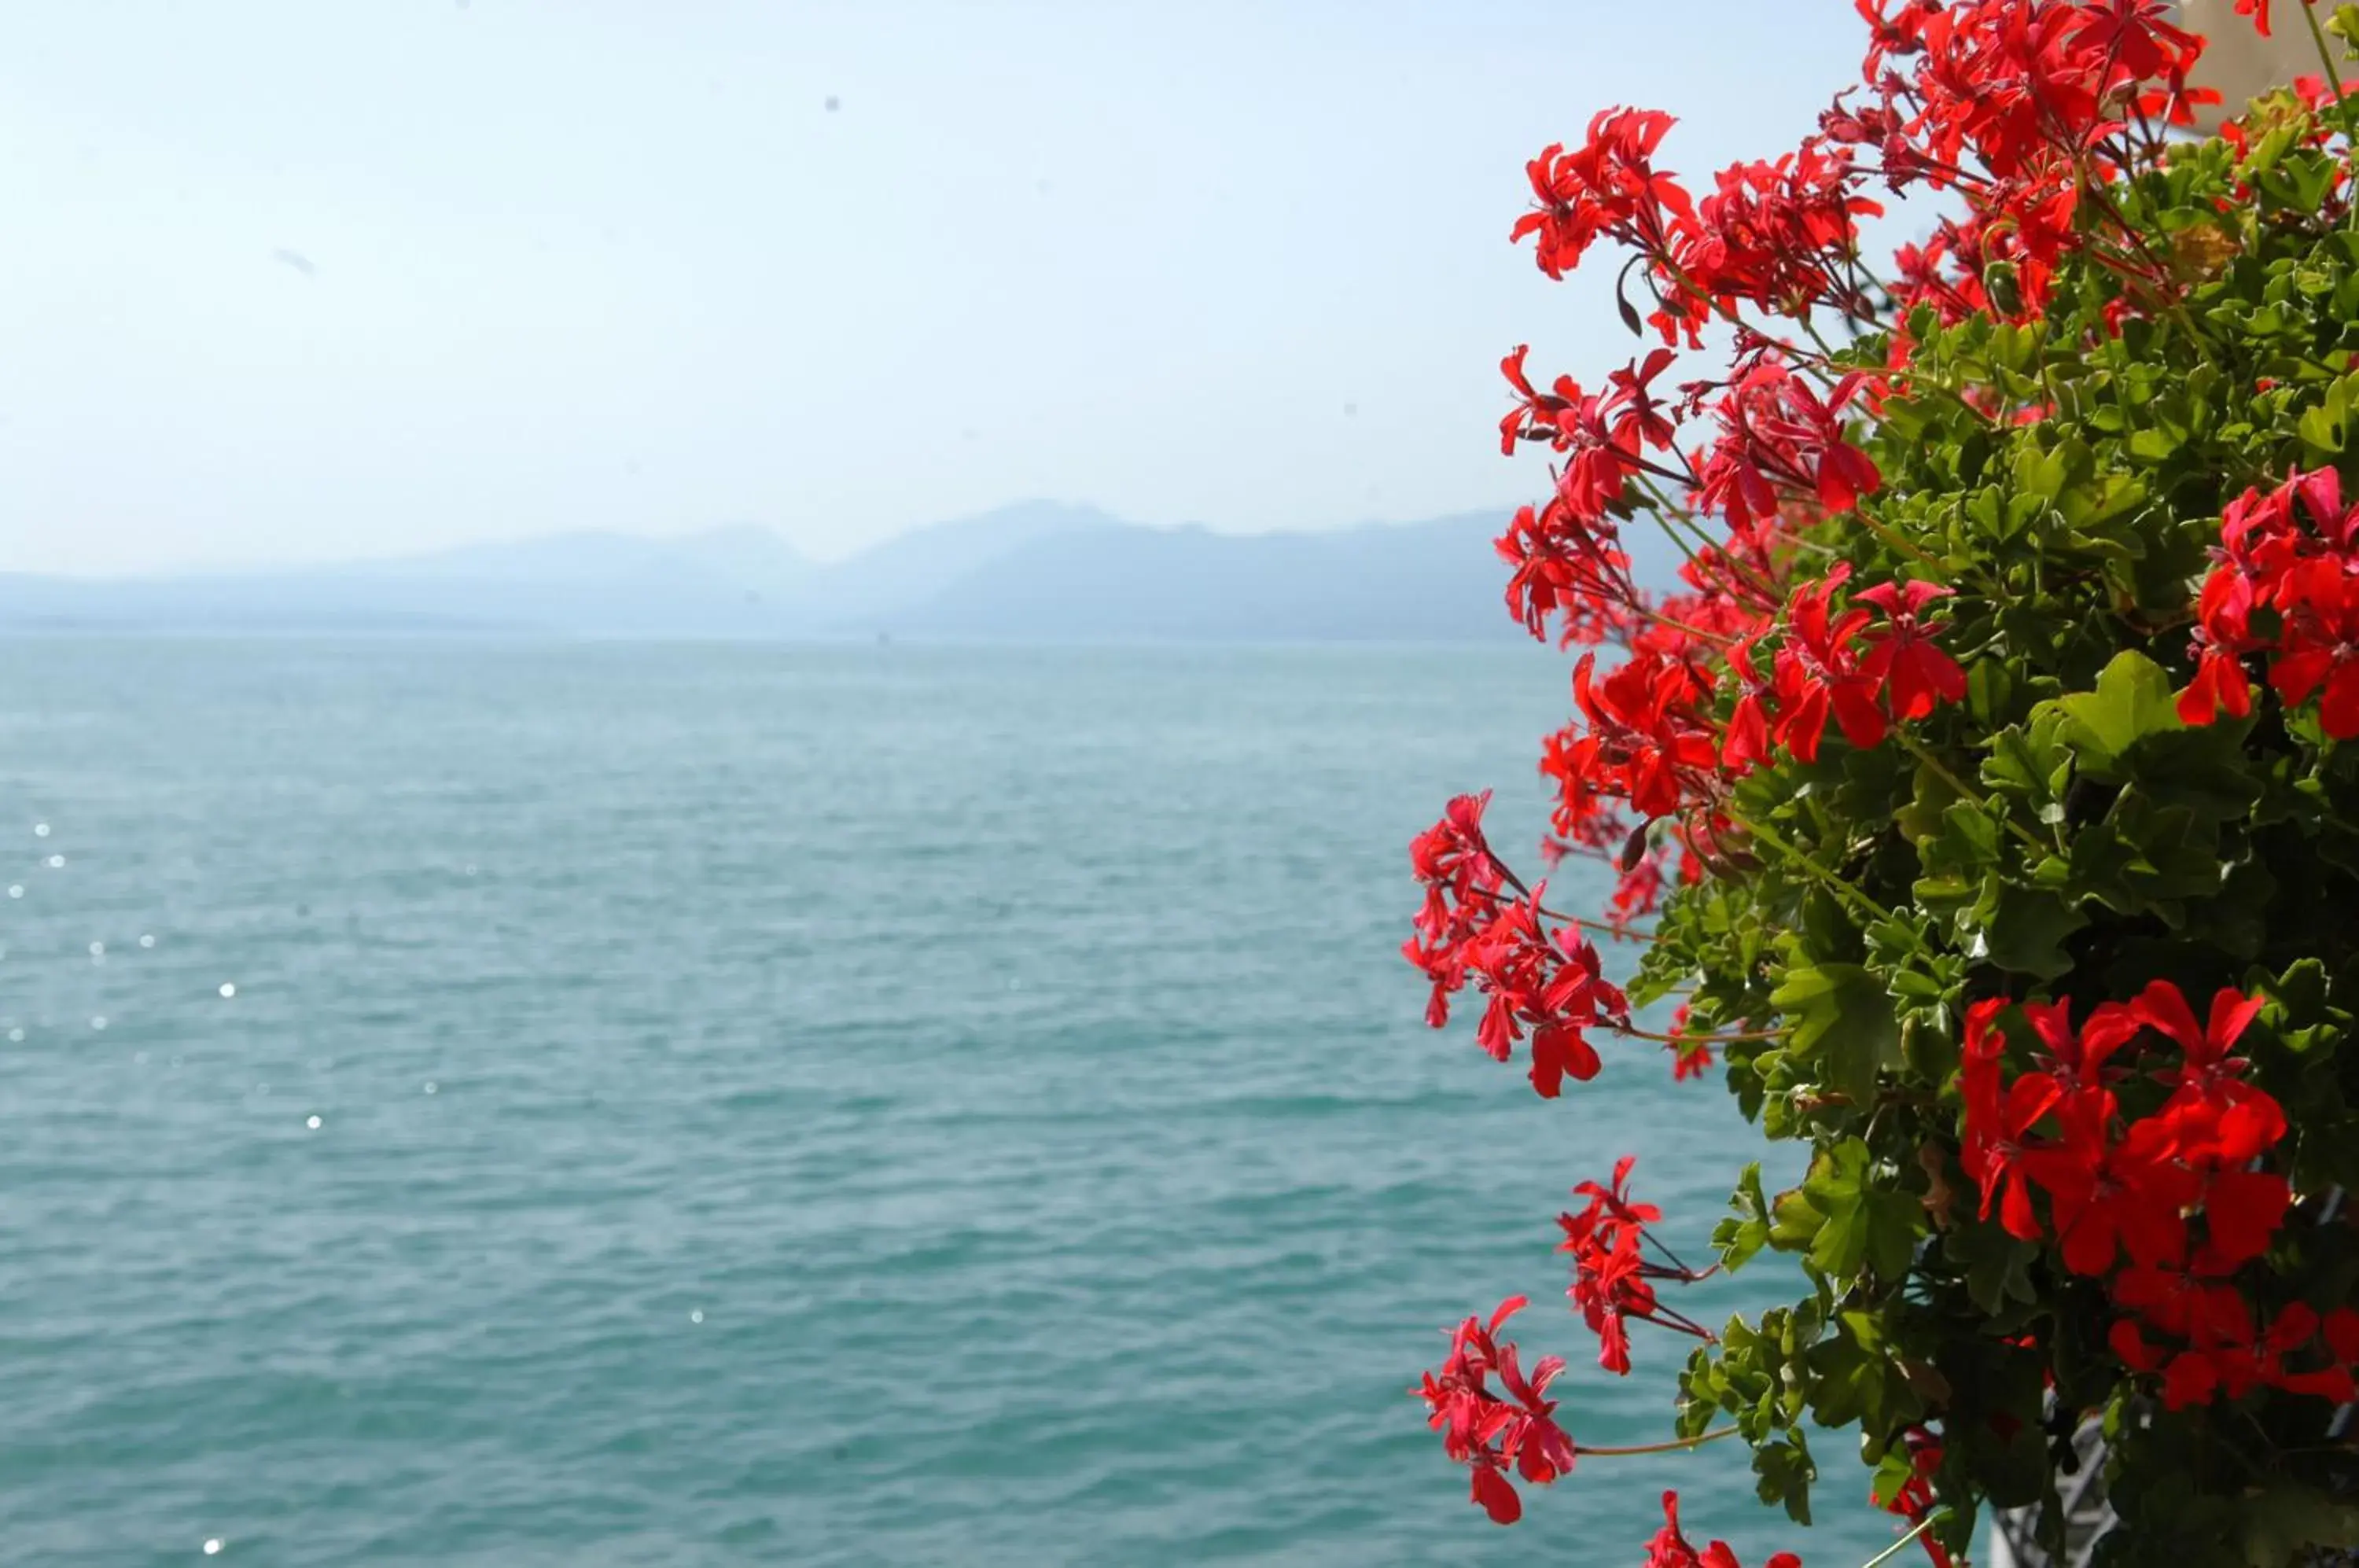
[0,2,1870,576]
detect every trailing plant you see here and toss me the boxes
[1406,3,2359,1563]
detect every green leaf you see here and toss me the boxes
[1770,1182,1824,1257]
[1982,711,2073,825]
[1785,1139,1921,1285]
[1754,1430,1816,1526]
[1768,963,1898,1107]
[2128,721,2263,822]
[1977,881,2089,980]
[2050,650,2184,777]
[2300,398,2347,454]
[1713,1162,1772,1272]
[1945,1220,2041,1316]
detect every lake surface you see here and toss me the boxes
[0,640,1899,1566]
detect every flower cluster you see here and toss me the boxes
[1960,984,2289,1278]
[1558,1158,1714,1375]
[2181,466,2359,738]
[1403,792,1631,1097]
[1414,1296,1579,1525]
[1958,983,2359,1404]
[1645,1491,1801,1568]
[1404,1,2359,1562]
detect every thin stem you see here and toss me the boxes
[1579,1426,1740,1459]
[1640,1304,1720,1341]
[1859,1514,1939,1568]
[1891,731,2050,856]
[1615,1021,1788,1046]
[1857,510,1950,576]
[2302,0,2351,116]
[1731,812,1923,950]
[2297,0,2359,233]
[1466,881,1568,922]
[1642,1229,1702,1277]
[1464,879,1662,947]
[1634,604,1738,648]
[1640,487,1787,606]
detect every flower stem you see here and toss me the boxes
[1730,812,1919,948]
[2302,0,2351,116]
[1614,1021,1788,1046]
[1579,1426,1740,1459]
[1858,1513,1939,1568]
[1891,731,2049,855]
[1857,510,1949,575]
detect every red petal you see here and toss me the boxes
[2201,1169,2290,1267]
[1472,1465,1523,1525]
[2162,1352,2218,1409]
[2204,988,2265,1053]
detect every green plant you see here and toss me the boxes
[1407,5,2359,1564]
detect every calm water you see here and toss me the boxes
[0,641,1897,1567]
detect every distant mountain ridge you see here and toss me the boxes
[0,500,1680,642]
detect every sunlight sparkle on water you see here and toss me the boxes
[46,855,64,869]
[219,983,236,999]
[203,1540,222,1556]
[306,1115,321,1130]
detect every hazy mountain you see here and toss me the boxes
[804,500,1120,619]
[863,505,1684,642]
[0,499,1685,642]
[874,512,1526,642]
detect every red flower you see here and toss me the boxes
[1415,1297,1581,1524]
[1511,110,1695,282]
[2117,1298,2359,1412]
[1569,651,1723,819]
[2181,468,2359,738]
[1876,1430,1955,1568]
[1496,498,1638,646]
[1555,1157,1712,1375]
[2126,981,2284,1165]
[1607,348,1683,451]
[1960,999,2062,1240]
[1695,363,1883,531]
[1573,1154,1665,1231]
[2195,1165,2291,1272]
[1856,579,1967,722]
[1768,570,1888,760]
[1646,1491,1802,1568]
[1976,1075,2066,1242]
[1670,1036,1713,1080]
[2112,1255,2244,1341]
[2177,646,2253,727]
[2023,1092,2193,1277]
[2268,557,2359,738]
[1406,847,1631,1100]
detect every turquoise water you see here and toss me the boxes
[0,641,1898,1566]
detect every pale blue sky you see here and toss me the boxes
[0,1,1868,575]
